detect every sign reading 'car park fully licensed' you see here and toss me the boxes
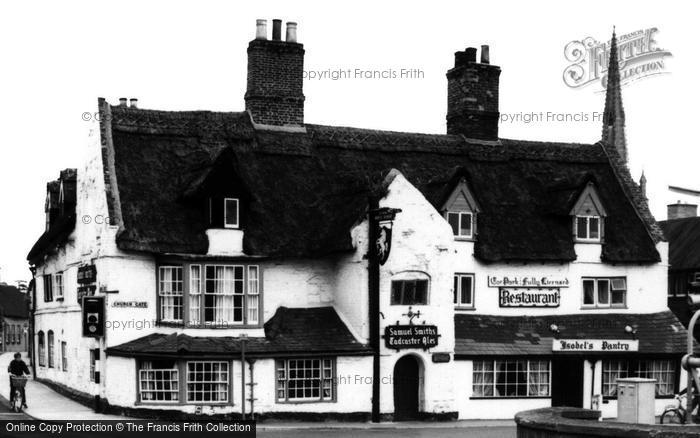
[552,339,639,352]
[385,325,439,350]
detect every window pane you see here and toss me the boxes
[611,289,625,305]
[225,199,239,227]
[460,275,473,306]
[583,280,595,305]
[460,213,472,237]
[576,217,588,239]
[611,278,627,290]
[447,213,460,236]
[589,217,600,239]
[415,280,427,304]
[598,280,610,305]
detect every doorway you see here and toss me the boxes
[393,355,421,420]
[551,357,585,407]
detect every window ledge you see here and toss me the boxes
[454,237,475,242]
[469,396,551,400]
[580,306,628,310]
[276,399,337,405]
[455,306,476,311]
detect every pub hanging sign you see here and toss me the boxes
[385,325,439,350]
[371,207,402,265]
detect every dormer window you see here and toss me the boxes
[224,198,239,229]
[442,177,480,240]
[571,182,606,243]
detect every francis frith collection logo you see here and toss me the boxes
[563,27,672,90]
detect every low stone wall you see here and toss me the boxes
[515,407,700,438]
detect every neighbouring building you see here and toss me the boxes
[0,283,30,353]
[659,202,700,337]
[27,21,690,420]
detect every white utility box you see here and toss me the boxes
[617,378,656,424]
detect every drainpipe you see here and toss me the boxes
[29,266,37,376]
[240,335,247,420]
[590,361,596,410]
[247,359,256,419]
[368,198,381,423]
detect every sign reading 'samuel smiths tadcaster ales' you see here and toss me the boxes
[385,325,439,350]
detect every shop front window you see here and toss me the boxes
[602,359,676,398]
[472,359,550,398]
[186,361,229,403]
[276,358,335,402]
[139,360,179,403]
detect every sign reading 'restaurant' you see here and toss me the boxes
[499,288,560,307]
[385,325,439,350]
[552,339,639,352]
[488,276,569,288]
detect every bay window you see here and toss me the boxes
[157,262,261,327]
[472,359,550,398]
[137,360,230,404]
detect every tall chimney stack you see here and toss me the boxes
[668,202,698,220]
[245,19,305,126]
[446,45,501,140]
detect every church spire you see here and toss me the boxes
[602,27,628,163]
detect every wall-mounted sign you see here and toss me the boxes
[552,339,639,352]
[77,265,97,284]
[431,353,451,363]
[499,288,560,307]
[112,301,147,308]
[385,325,439,350]
[488,276,569,288]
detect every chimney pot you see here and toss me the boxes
[480,45,490,64]
[668,203,698,220]
[286,22,298,43]
[255,19,267,40]
[272,19,282,40]
[129,98,138,108]
[118,98,127,107]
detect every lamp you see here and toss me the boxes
[549,324,560,337]
[624,325,637,340]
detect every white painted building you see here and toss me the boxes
[27,20,690,421]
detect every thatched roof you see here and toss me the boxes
[94,99,661,264]
[659,217,700,271]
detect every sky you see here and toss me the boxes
[1,0,698,284]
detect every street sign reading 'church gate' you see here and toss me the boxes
[384,325,439,350]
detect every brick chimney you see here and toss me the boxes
[668,202,698,220]
[446,45,500,140]
[245,19,305,126]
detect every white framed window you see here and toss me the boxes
[391,279,429,305]
[61,341,68,371]
[189,265,202,326]
[38,331,45,367]
[158,266,183,322]
[472,360,550,398]
[575,215,601,242]
[139,360,179,402]
[276,358,335,402]
[204,265,244,324]
[447,211,473,238]
[247,266,260,325]
[43,274,53,302]
[583,277,626,308]
[186,361,229,403]
[224,198,239,229]
[54,272,64,300]
[454,273,475,308]
[47,330,55,368]
[602,359,676,398]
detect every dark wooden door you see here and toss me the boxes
[551,357,585,407]
[393,356,420,420]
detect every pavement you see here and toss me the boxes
[0,352,516,436]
